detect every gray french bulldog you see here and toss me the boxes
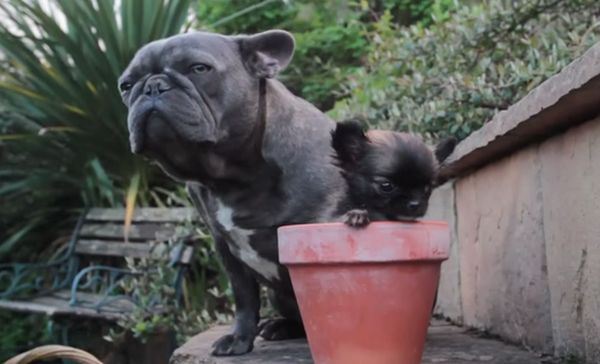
[118,30,346,355]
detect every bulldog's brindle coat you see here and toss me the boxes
[119,30,346,355]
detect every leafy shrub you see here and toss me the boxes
[195,0,454,110]
[330,0,600,140]
[284,20,368,110]
[196,0,370,110]
[107,226,232,344]
[0,311,51,362]
[362,0,457,26]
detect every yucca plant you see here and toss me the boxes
[0,0,193,259]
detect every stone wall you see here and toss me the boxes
[429,42,600,362]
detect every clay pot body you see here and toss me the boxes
[278,222,450,364]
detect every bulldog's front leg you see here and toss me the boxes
[211,237,260,356]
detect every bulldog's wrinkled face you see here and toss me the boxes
[118,30,294,180]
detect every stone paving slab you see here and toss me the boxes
[171,320,549,364]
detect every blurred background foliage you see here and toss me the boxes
[0,0,599,354]
[196,0,456,111]
[0,0,190,261]
[0,311,51,362]
[329,0,600,139]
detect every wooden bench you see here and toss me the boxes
[0,207,198,321]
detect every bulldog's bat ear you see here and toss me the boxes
[435,136,457,163]
[331,120,369,166]
[238,30,295,78]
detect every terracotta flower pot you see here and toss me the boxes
[278,221,450,364]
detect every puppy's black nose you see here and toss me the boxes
[407,200,421,211]
[144,75,171,96]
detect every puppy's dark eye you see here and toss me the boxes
[119,82,132,92]
[191,63,212,74]
[379,181,396,193]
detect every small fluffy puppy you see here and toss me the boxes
[332,120,456,227]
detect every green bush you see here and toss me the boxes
[196,0,370,110]
[107,226,233,344]
[0,311,51,362]
[284,20,368,110]
[361,0,457,26]
[195,0,452,110]
[329,0,600,140]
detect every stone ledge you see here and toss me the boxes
[170,320,547,364]
[440,41,600,180]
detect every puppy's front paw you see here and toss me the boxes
[344,209,370,227]
[211,333,254,356]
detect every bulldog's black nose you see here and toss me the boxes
[144,75,171,96]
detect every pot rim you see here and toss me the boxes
[279,220,449,231]
[278,221,450,264]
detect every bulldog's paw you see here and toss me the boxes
[211,333,254,356]
[258,318,305,341]
[344,209,370,227]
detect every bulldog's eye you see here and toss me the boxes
[119,82,132,92]
[191,63,212,74]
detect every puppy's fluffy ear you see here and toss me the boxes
[331,120,369,165]
[435,137,457,163]
[238,30,295,78]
